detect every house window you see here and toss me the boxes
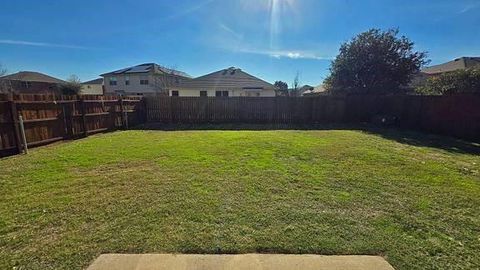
[140,79,149,85]
[125,76,130,85]
[200,91,207,97]
[22,81,31,88]
[215,91,229,97]
[87,85,91,89]
[109,77,117,86]
[171,90,179,96]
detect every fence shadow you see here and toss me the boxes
[362,127,480,156]
[139,122,480,156]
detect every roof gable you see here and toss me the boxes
[0,71,65,84]
[423,57,480,74]
[100,63,191,78]
[82,78,104,85]
[179,67,274,90]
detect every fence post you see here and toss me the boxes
[8,95,22,154]
[119,96,126,129]
[141,97,148,124]
[79,96,88,137]
[62,100,74,139]
[18,115,28,154]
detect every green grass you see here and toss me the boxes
[1,129,479,269]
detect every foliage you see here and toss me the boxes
[274,80,288,90]
[324,29,429,94]
[416,68,480,95]
[1,130,479,270]
[274,80,288,96]
[59,75,83,95]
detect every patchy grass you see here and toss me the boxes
[0,129,479,270]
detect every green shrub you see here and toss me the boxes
[416,68,480,95]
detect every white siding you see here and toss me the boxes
[80,84,103,95]
[103,72,158,94]
[169,88,276,97]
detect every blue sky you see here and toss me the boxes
[1,0,479,86]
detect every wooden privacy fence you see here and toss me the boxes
[146,95,480,142]
[1,94,479,157]
[0,94,145,157]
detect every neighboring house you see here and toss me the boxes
[0,71,65,94]
[101,63,191,95]
[170,67,275,97]
[411,57,480,88]
[292,85,314,97]
[422,57,480,75]
[81,78,104,95]
[302,84,328,96]
[281,85,316,97]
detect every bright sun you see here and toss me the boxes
[268,0,296,48]
[241,0,298,49]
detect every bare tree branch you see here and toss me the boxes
[0,64,13,93]
[152,65,180,96]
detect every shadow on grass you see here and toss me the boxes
[362,127,480,155]
[138,122,480,155]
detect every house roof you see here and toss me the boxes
[422,57,480,74]
[100,63,191,78]
[0,71,65,84]
[302,84,327,95]
[82,78,103,85]
[178,67,274,90]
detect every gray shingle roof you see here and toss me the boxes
[178,67,274,90]
[82,78,103,85]
[422,57,480,74]
[100,63,191,78]
[0,71,65,84]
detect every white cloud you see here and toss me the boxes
[0,39,89,49]
[238,48,332,60]
[458,3,480,13]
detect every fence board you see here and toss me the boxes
[2,94,479,158]
[0,94,146,157]
[145,95,480,142]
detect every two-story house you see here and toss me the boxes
[101,63,192,95]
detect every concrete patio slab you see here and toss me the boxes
[87,254,395,270]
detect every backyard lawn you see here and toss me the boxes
[0,129,479,270]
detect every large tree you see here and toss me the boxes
[324,29,428,94]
